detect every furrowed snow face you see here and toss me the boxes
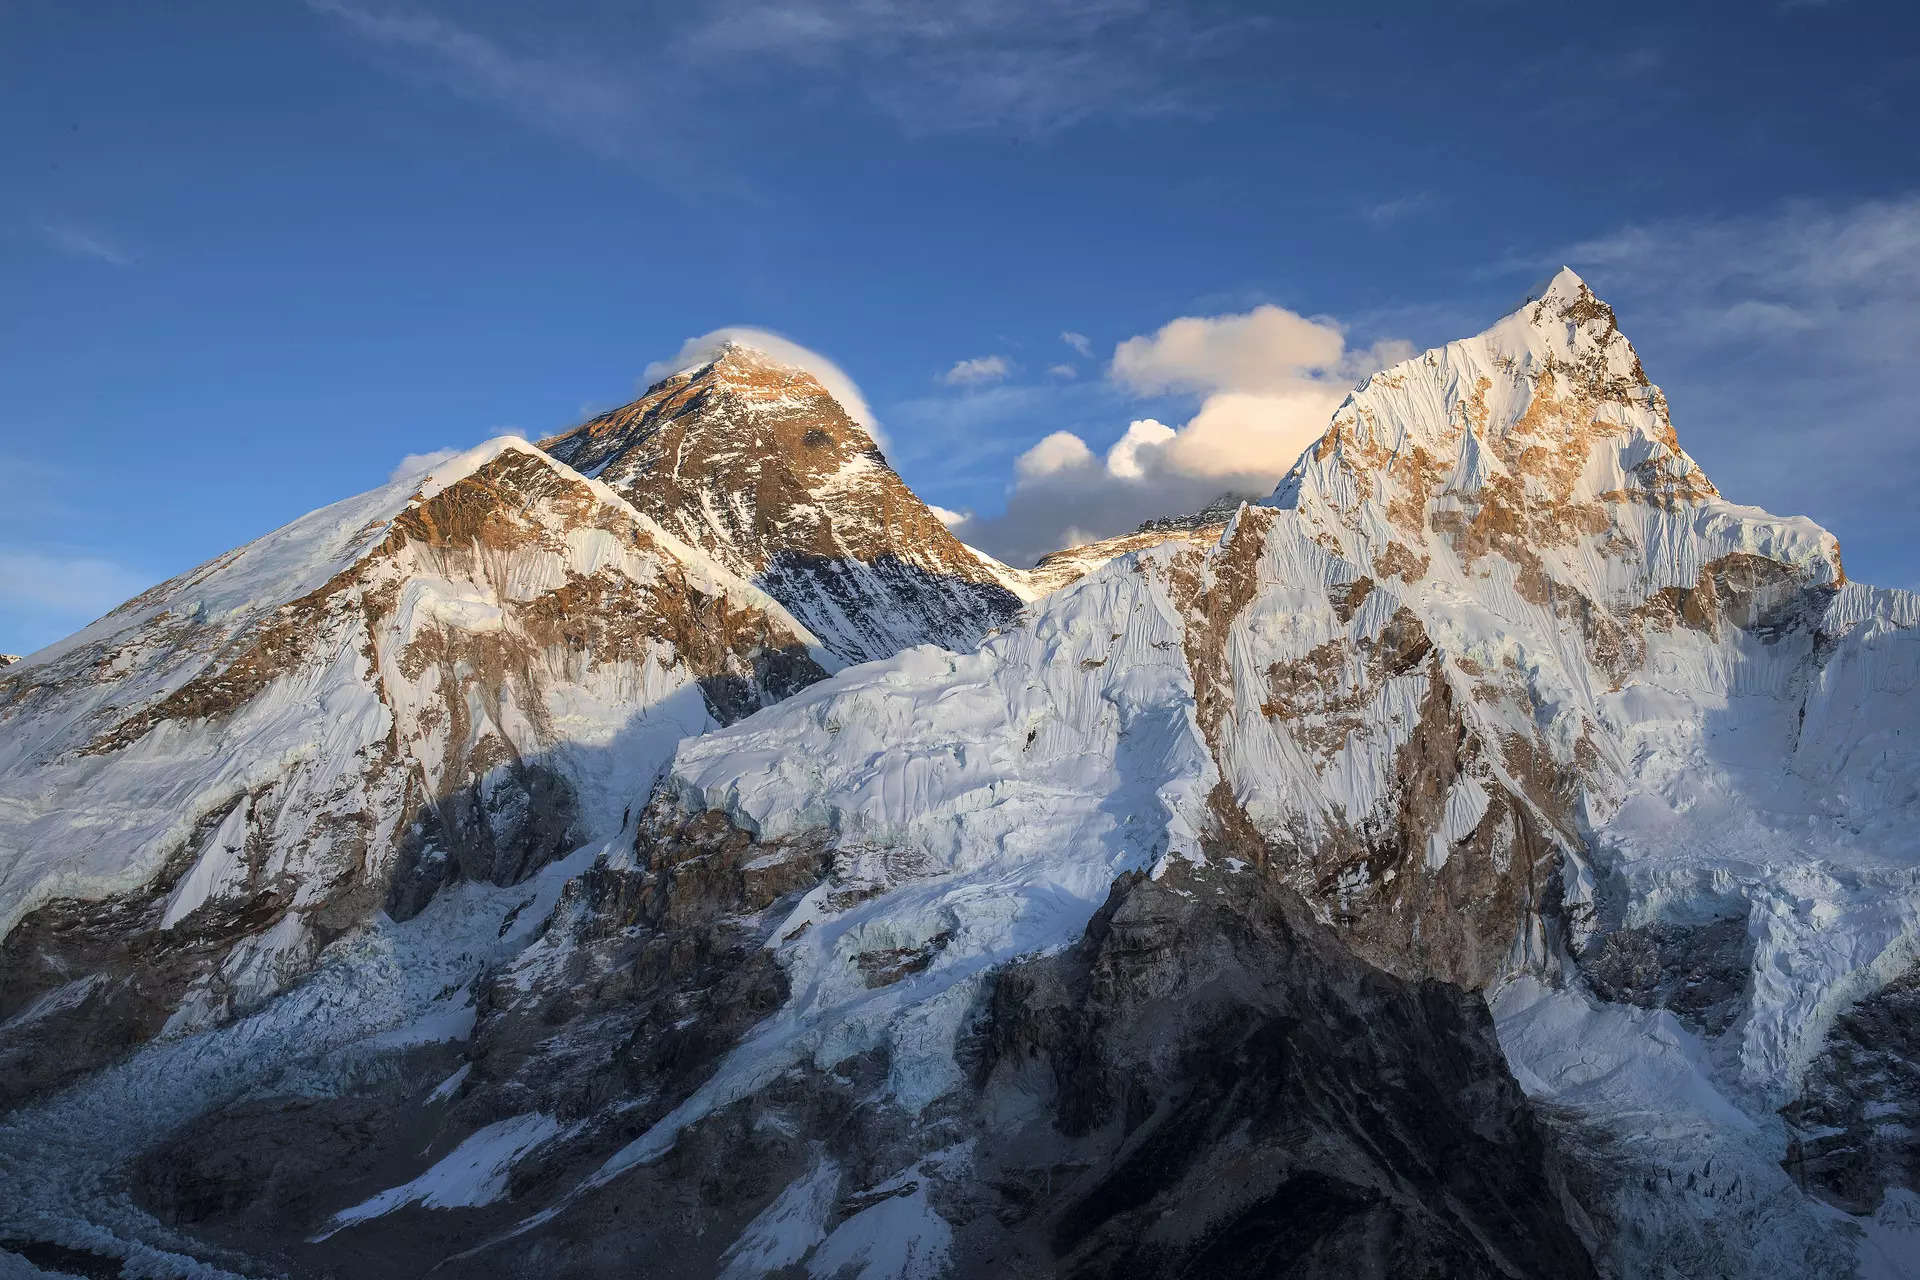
[595,270,1919,1274]
[539,343,1026,663]
[3,274,1917,1279]
[0,439,827,1101]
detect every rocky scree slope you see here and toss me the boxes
[540,344,1028,664]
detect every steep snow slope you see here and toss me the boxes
[628,270,1919,1274]
[3,273,1914,1279]
[540,344,1025,662]
[0,439,828,1102]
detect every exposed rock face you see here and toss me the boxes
[1782,961,1920,1215]
[540,344,1025,663]
[1577,915,1752,1036]
[97,804,1591,1279]
[0,440,827,1108]
[963,865,1597,1279]
[3,274,1917,1279]
[1136,491,1258,533]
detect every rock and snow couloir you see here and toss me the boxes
[0,272,1916,1278]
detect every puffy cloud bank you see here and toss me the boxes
[957,305,1410,567]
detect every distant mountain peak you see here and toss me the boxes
[1135,493,1257,534]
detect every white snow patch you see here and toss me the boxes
[317,1112,562,1237]
[804,1166,953,1280]
[718,1151,842,1280]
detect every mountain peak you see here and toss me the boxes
[1278,268,1844,614]
[642,339,830,403]
[1522,265,1589,307]
[539,349,1022,664]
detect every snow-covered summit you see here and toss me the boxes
[633,275,1920,1275]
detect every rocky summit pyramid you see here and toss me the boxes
[539,343,1029,664]
[1,274,1916,1280]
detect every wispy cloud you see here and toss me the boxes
[1060,330,1094,358]
[1607,45,1665,76]
[0,548,148,615]
[388,447,463,484]
[37,221,132,266]
[309,0,1246,179]
[941,354,1012,386]
[0,546,153,655]
[1361,191,1436,228]
[673,0,1254,136]
[643,325,886,446]
[1560,197,1920,369]
[306,1,723,178]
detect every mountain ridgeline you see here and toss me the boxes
[539,344,1033,665]
[0,273,1916,1279]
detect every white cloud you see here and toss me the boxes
[388,447,464,484]
[1102,419,1176,479]
[1157,388,1354,479]
[1015,431,1096,479]
[1048,363,1079,379]
[674,0,1251,136]
[928,504,972,529]
[1110,304,1347,396]
[37,221,132,266]
[1060,330,1094,358]
[962,302,1413,566]
[941,355,1012,387]
[643,326,884,447]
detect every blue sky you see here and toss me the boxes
[4,1,1918,654]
